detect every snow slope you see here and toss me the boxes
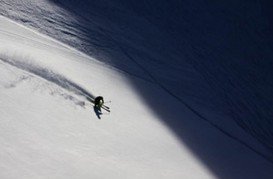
[0,0,273,178]
[1,0,272,154]
[0,15,213,179]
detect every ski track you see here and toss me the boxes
[0,56,95,103]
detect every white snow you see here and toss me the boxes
[0,1,273,178]
[0,16,213,179]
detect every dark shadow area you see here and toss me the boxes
[42,0,273,178]
[87,96,104,119]
[93,106,102,119]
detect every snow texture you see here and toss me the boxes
[0,0,273,178]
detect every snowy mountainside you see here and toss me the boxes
[0,0,273,178]
[0,16,208,179]
[0,0,272,154]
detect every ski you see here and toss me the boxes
[84,96,110,112]
[102,104,110,109]
[101,105,110,112]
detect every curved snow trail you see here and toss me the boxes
[0,56,95,102]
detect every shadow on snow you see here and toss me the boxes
[47,0,273,178]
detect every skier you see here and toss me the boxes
[94,96,104,109]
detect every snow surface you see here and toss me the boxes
[0,0,273,178]
[0,15,212,179]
